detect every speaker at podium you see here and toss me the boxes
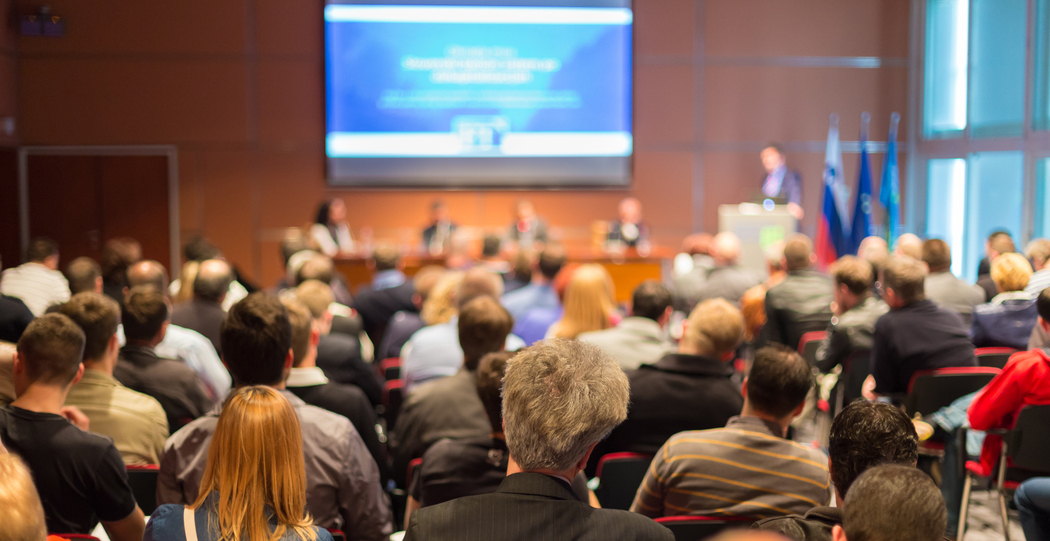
[719,199,797,278]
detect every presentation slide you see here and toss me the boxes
[324,2,633,187]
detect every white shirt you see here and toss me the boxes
[116,323,231,401]
[0,262,70,316]
[287,366,330,387]
[310,223,355,257]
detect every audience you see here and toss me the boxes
[578,280,674,370]
[832,465,946,541]
[501,245,566,322]
[0,237,71,317]
[970,251,1037,349]
[115,286,213,432]
[696,232,761,305]
[65,256,103,295]
[673,232,715,311]
[761,234,834,351]
[1016,477,1050,541]
[922,239,983,324]
[0,452,49,541]
[158,292,391,538]
[405,339,673,541]
[548,263,619,339]
[866,256,976,398]
[632,346,829,518]
[976,230,1012,278]
[171,258,233,354]
[352,242,417,348]
[0,314,145,539]
[146,386,334,541]
[100,237,141,305]
[1025,238,1050,297]
[754,401,919,541]
[60,293,169,465]
[377,265,445,360]
[814,256,887,380]
[393,296,514,487]
[975,232,1016,302]
[503,248,533,293]
[476,234,512,277]
[856,236,889,276]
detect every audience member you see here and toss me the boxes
[60,293,169,465]
[1026,238,1050,297]
[377,265,445,360]
[171,258,233,354]
[501,245,566,322]
[696,232,761,305]
[814,257,887,380]
[0,314,145,539]
[0,255,33,343]
[503,248,533,294]
[158,292,391,538]
[125,260,231,401]
[832,465,946,541]
[146,386,335,541]
[893,233,923,260]
[115,286,214,431]
[405,339,673,541]
[506,199,549,249]
[595,298,745,465]
[673,232,715,311]
[1016,478,1050,541]
[310,198,355,256]
[739,241,788,354]
[422,200,457,253]
[976,233,1016,302]
[100,237,141,304]
[282,297,388,483]
[393,296,514,487]
[418,270,463,327]
[0,237,70,316]
[352,242,417,348]
[632,346,829,518]
[857,236,889,278]
[402,268,523,390]
[548,263,618,339]
[0,452,49,541]
[922,239,983,323]
[579,280,674,370]
[754,401,919,541]
[867,257,976,398]
[477,235,512,276]
[976,230,1012,280]
[761,234,834,351]
[607,197,649,248]
[970,252,1037,349]
[66,256,103,295]
[294,251,354,306]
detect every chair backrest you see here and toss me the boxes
[798,331,827,364]
[51,535,101,541]
[126,464,159,515]
[975,348,1018,370]
[382,379,404,429]
[327,529,347,541]
[406,457,423,488]
[379,357,402,381]
[1006,405,1050,473]
[903,367,1000,417]
[655,516,753,541]
[593,452,653,511]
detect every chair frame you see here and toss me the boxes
[593,452,653,511]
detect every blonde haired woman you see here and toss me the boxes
[144,386,331,541]
[548,264,620,339]
[420,271,464,326]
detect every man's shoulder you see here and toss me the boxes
[166,413,219,449]
[293,400,356,438]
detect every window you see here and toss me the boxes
[1034,0,1050,130]
[968,0,1027,138]
[1036,158,1050,237]
[964,152,1024,281]
[923,0,968,138]
[926,159,967,277]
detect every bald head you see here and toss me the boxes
[193,259,233,303]
[894,233,923,261]
[126,260,169,292]
[712,232,742,266]
[455,268,504,310]
[858,236,889,263]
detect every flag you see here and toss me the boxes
[879,113,901,246]
[815,115,851,269]
[850,126,876,254]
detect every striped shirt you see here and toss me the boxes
[1026,269,1050,298]
[0,262,70,317]
[631,416,831,520]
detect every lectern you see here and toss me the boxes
[718,203,797,278]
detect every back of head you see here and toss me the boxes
[412,266,446,302]
[183,236,221,262]
[282,298,313,367]
[126,260,170,292]
[295,280,334,320]
[841,464,946,541]
[511,250,533,283]
[17,313,85,387]
[921,239,952,273]
[1037,288,1050,320]
[458,296,514,370]
[765,241,785,273]
[557,264,615,339]
[481,235,502,258]
[831,256,874,296]
[421,271,463,325]
[894,233,923,260]
[58,293,120,362]
[196,385,313,541]
[221,293,292,386]
[537,245,567,280]
[858,236,889,277]
[682,298,744,358]
[712,232,742,265]
[296,254,335,286]
[122,286,169,341]
[991,252,1033,293]
[746,346,813,418]
[881,256,927,305]
[455,268,503,310]
[371,242,401,272]
[476,351,515,434]
[281,235,310,267]
[100,237,142,284]
[193,259,234,303]
[682,233,713,257]
[631,281,672,322]
[1026,238,1050,268]
[502,340,629,472]
[25,237,58,264]
[65,257,102,295]
[783,234,814,272]
[990,233,1016,256]
[828,401,918,498]
[0,453,47,541]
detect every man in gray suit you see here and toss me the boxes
[922,239,983,325]
[404,340,674,541]
[578,281,674,370]
[696,232,762,306]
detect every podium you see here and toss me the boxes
[718,203,797,278]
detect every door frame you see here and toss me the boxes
[18,145,181,273]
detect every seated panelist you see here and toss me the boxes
[607,197,649,249]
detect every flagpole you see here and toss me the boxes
[861,112,870,143]
[889,112,900,142]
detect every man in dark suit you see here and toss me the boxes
[351,243,417,349]
[170,259,232,355]
[761,234,834,351]
[421,200,457,254]
[761,144,804,220]
[507,199,549,249]
[404,340,674,541]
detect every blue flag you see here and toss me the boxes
[879,113,901,246]
[850,127,875,254]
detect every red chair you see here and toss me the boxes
[49,536,101,541]
[327,530,347,541]
[900,367,1000,456]
[126,464,160,515]
[797,331,826,365]
[593,452,653,511]
[382,379,405,430]
[406,457,423,488]
[379,357,402,381]
[975,347,1019,370]
[655,516,753,541]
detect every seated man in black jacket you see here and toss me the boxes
[761,234,834,351]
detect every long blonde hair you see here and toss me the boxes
[174,260,200,304]
[191,386,316,541]
[552,264,617,339]
[421,271,463,325]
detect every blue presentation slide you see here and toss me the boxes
[325,5,633,159]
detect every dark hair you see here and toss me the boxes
[100,238,142,284]
[476,351,514,434]
[988,230,1012,242]
[25,237,58,264]
[183,236,221,262]
[482,235,502,258]
[746,345,813,418]
[842,465,946,541]
[538,246,567,280]
[126,260,170,292]
[58,293,120,362]
[193,260,233,303]
[314,199,337,225]
[829,401,919,498]
[17,314,85,386]
[1037,288,1050,321]
[831,256,874,296]
[455,268,503,310]
[65,257,102,295]
[921,239,952,272]
[631,281,672,322]
[122,286,169,341]
[371,243,400,272]
[783,234,813,272]
[458,296,514,371]
[511,251,533,285]
[221,292,291,386]
[295,255,334,286]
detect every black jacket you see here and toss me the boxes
[352,282,416,348]
[761,270,834,351]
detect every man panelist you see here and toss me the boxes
[760,144,804,220]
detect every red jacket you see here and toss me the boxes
[968,348,1050,472]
